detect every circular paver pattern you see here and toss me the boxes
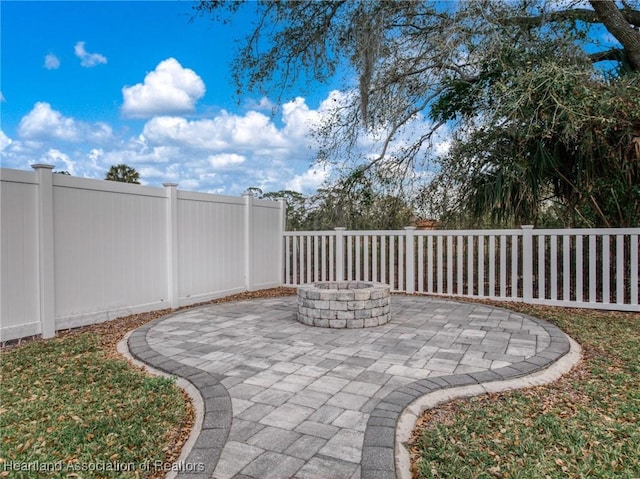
[128,295,570,479]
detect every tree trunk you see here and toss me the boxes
[590,0,640,71]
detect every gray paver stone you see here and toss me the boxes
[246,426,301,452]
[284,435,327,460]
[241,452,305,479]
[294,455,359,479]
[363,426,395,447]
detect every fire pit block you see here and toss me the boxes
[297,281,391,328]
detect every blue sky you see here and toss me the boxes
[2,1,617,197]
[0,0,347,195]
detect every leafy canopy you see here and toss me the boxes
[197,0,640,227]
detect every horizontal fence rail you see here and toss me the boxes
[284,227,640,312]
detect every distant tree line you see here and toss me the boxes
[244,180,415,231]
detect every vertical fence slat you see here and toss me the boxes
[335,228,344,281]
[293,236,298,285]
[372,236,378,282]
[390,235,396,290]
[500,235,507,298]
[364,235,370,281]
[398,234,405,291]
[550,235,557,300]
[313,235,319,282]
[321,235,327,281]
[511,234,518,299]
[447,235,453,294]
[576,235,583,303]
[437,236,443,294]
[522,226,533,302]
[299,235,304,283]
[457,236,464,295]
[306,235,312,283]
[381,236,386,284]
[329,235,335,281]
[563,235,571,301]
[467,235,474,296]
[602,235,610,304]
[417,235,424,292]
[355,235,361,281]
[347,235,353,281]
[489,235,496,297]
[631,234,638,305]
[589,235,597,302]
[427,236,434,294]
[285,236,291,284]
[478,235,484,297]
[616,234,624,304]
[404,228,415,293]
[537,235,545,300]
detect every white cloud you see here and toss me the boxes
[121,58,205,118]
[17,102,113,144]
[89,122,115,143]
[74,41,107,67]
[0,92,5,102]
[44,54,60,70]
[39,148,76,175]
[141,111,287,151]
[286,165,330,193]
[244,96,276,111]
[88,148,103,161]
[282,97,320,140]
[19,102,79,141]
[0,130,12,152]
[209,153,246,169]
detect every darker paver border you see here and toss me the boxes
[360,304,571,479]
[127,297,571,479]
[128,316,233,479]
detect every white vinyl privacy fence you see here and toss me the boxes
[1,165,284,342]
[284,227,639,312]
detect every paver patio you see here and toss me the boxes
[128,295,570,479]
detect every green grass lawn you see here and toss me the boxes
[410,305,640,479]
[0,331,191,478]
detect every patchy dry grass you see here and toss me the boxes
[0,288,295,478]
[410,304,640,479]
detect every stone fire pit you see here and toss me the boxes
[297,281,390,328]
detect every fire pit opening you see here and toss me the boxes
[297,281,390,328]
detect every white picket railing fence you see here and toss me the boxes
[284,226,639,311]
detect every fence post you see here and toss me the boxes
[277,198,286,286]
[32,164,56,338]
[404,226,416,293]
[163,183,179,308]
[521,225,534,303]
[243,193,254,291]
[335,227,346,282]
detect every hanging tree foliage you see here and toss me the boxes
[197,0,640,227]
